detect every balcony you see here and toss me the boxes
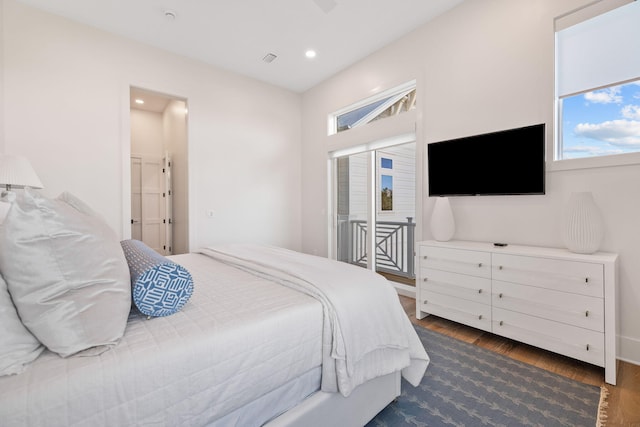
[337,216,416,282]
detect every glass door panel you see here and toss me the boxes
[375,143,416,282]
[334,141,416,283]
[336,151,370,268]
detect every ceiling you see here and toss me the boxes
[130,87,178,113]
[16,0,464,93]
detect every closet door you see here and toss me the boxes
[131,155,167,255]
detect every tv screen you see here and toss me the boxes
[428,124,545,196]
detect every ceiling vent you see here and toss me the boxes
[262,53,278,64]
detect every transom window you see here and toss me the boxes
[330,82,416,135]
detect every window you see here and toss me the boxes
[380,157,393,210]
[381,175,393,211]
[330,82,416,135]
[555,1,640,162]
[560,80,640,159]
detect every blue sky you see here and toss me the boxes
[381,175,393,190]
[561,80,640,159]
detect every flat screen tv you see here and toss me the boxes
[428,124,545,196]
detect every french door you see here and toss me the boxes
[333,142,416,281]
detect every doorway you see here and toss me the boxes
[334,141,416,285]
[129,87,189,255]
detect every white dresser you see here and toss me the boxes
[416,240,618,385]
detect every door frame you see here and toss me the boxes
[121,84,191,252]
[329,139,418,275]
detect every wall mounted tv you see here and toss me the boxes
[427,123,545,197]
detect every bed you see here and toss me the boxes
[0,190,429,427]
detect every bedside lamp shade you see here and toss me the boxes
[0,155,43,202]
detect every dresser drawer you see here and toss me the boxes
[492,308,604,366]
[492,281,604,332]
[492,253,603,298]
[420,269,491,305]
[418,246,491,278]
[419,291,491,332]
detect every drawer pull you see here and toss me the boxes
[478,289,482,294]
[586,344,590,351]
[585,310,589,317]
[478,262,483,268]
[498,265,503,270]
[423,256,428,260]
[499,320,504,326]
[478,315,483,320]
[423,278,428,282]
[498,293,503,298]
[585,277,589,284]
[423,300,428,305]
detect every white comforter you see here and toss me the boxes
[0,253,325,427]
[199,244,430,397]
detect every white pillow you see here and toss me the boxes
[0,272,44,375]
[0,189,131,357]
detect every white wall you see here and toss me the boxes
[2,0,302,251]
[131,109,164,158]
[301,0,640,364]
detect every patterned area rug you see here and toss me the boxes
[368,325,606,427]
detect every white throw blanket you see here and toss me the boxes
[199,244,429,397]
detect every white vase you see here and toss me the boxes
[431,197,455,242]
[562,192,604,254]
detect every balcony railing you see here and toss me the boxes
[337,216,416,279]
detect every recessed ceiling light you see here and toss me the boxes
[135,99,144,104]
[305,50,317,59]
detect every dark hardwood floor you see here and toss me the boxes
[399,295,640,426]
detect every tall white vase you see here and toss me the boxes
[562,192,604,254]
[431,197,455,242]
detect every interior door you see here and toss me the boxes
[131,155,167,255]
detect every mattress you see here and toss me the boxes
[0,253,324,427]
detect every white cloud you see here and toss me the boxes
[563,145,624,158]
[564,146,602,153]
[629,81,640,98]
[584,87,622,104]
[574,119,640,147]
[622,105,640,120]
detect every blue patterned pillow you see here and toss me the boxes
[120,240,194,317]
